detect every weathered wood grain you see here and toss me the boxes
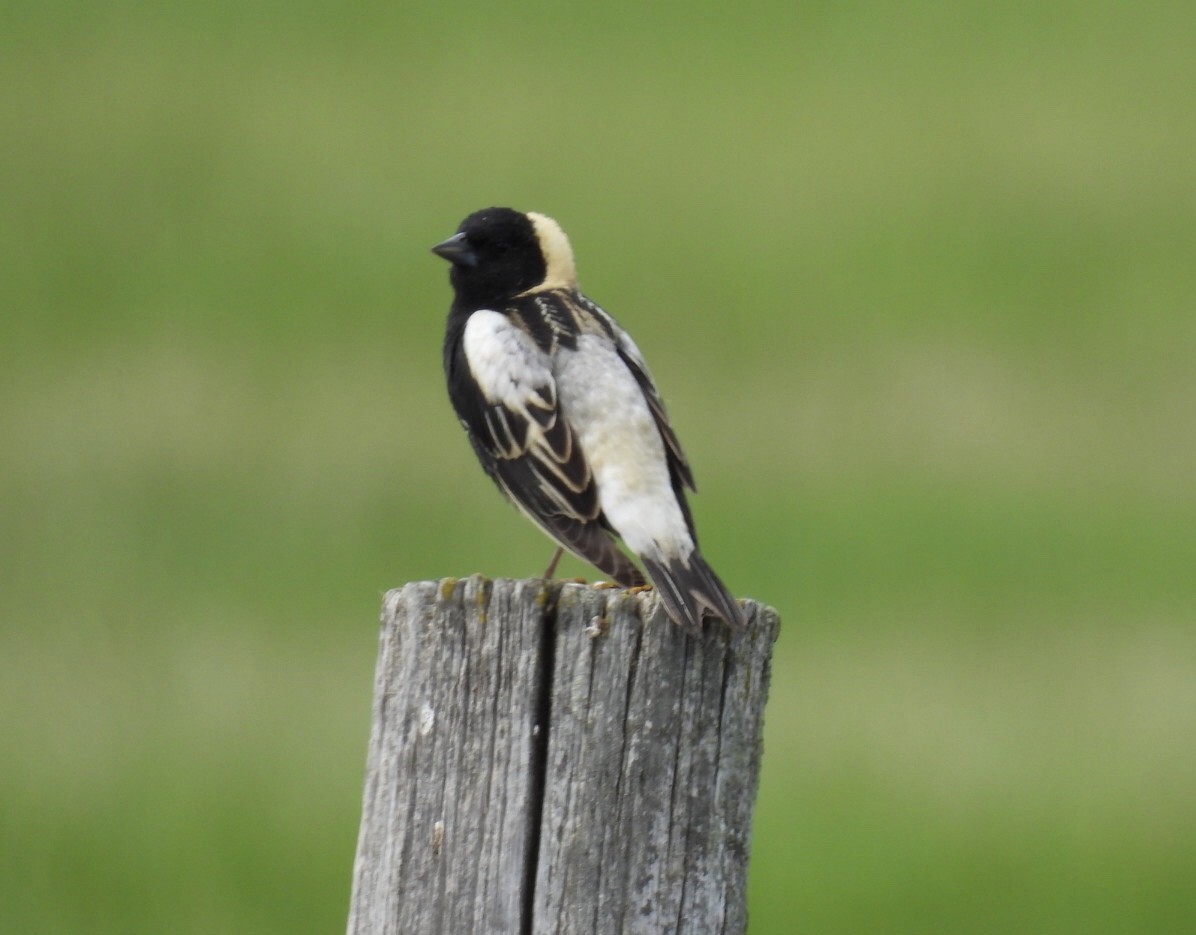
[346,576,779,935]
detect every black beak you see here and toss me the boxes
[431,232,478,267]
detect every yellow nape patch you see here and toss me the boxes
[526,212,577,291]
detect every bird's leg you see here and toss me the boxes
[542,546,564,580]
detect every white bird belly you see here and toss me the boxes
[555,335,693,562]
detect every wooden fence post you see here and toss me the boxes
[346,575,779,935]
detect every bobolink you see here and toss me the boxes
[433,208,743,630]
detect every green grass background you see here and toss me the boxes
[3,1,1194,932]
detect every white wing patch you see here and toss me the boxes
[462,310,553,409]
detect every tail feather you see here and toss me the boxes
[641,551,744,630]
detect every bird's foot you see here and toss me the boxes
[542,546,565,580]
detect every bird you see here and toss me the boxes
[432,207,744,630]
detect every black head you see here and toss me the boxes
[432,207,576,306]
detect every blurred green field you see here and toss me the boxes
[3,1,1194,932]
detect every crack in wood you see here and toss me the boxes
[521,582,560,935]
